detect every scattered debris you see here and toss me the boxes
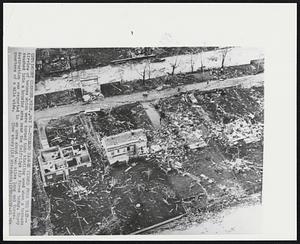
[33,75,264,235]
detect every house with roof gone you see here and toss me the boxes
[38,144,92,186]
[102,129,148,165]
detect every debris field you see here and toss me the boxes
[32,84,264,235]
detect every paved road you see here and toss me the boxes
[34,73,264,121]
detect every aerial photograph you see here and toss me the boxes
[31,47,264,235]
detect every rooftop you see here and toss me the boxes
[102,129,147,148]
[39,144,89,164]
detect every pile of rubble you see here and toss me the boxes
[88,102,152,138]
[148,94,210,172]
[207,63,262,81]
[226,158,252,174]
[223,118,263,146]
[34,89,83,110]
[46,115,88,147]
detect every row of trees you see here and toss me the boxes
[137,47,231,84]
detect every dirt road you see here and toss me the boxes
[34,73,264,121]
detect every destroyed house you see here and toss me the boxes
[180,129,207,149]
[102,129,148,165]
[38,144,92,186]
[224,118,263,146]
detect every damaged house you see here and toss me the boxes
[102,129,148,165]
[38,144,92,186]
[180,129,207,149]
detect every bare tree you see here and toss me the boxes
[188,47,199,73]
[220,47,231,68]
[200,50,204,72]
[170,57,179,75]
[147,61,151,80]
[137,60,151,85]
[190,54,195,73]
[137,64,147,85]
[187,47,205,73]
